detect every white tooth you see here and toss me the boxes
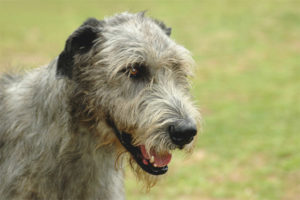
[150,156,154,163]
[154,163,157,168]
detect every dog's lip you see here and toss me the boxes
[119,135,170,175]
[106,118,169,175]
[133,144,170,175]
[140,145,172,168]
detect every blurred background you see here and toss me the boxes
[0,0,299,199]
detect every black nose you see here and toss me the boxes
[168,121,197,146]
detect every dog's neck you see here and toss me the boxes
[10,59,125,199]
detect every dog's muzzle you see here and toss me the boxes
[106,117,171,175]
[106,116,197,175]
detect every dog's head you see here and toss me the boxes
[57,12,201,187]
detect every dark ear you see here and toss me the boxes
[82,17,104,27]
[153,19,172,36]
[57,23,101,79]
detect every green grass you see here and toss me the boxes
[1,0,299,199]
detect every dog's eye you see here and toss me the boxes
[129,67,139,77]
[122,63,149,80]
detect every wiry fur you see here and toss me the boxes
[0,12,200,200]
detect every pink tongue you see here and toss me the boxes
[140,145,172,167]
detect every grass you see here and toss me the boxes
[0,0,299,199]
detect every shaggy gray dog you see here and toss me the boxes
[0,12,200,200]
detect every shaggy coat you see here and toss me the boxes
[0,12,199,200]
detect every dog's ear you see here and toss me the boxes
[82,17,104,28]
[57,19,102,79]
[153,19,172,36]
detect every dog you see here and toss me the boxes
[0,12,200,200]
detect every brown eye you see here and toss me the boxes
[129,67,139,77]
[122,63,148,80]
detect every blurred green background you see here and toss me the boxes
[0,0,299,199]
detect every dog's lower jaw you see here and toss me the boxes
[106,118,171,175]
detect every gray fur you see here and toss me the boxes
[0,12,200,200]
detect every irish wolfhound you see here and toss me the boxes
[0,12,200,200]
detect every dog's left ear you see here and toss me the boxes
[153,19,172,36]
[57,22,101,79]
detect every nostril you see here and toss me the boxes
[168,122,197,146]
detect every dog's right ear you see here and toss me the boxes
[57,18,102,79]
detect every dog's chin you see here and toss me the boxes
[129,144,172,175]
[115,131,172,175]
[106,118,174,175]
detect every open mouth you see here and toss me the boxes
[106,118,172,175]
